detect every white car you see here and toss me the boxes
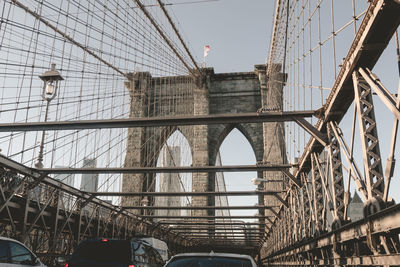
[164,251,257,267]
[0,237,47,267]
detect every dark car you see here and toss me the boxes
[163,252,257,267]
[65,238,164,267]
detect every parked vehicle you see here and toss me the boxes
[0,237,47,267]
[65,238,164,267]
[163,251,257,267]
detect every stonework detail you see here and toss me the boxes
[122,65,287,221]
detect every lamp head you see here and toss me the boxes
[251,177,269,185]
[39,63,63,101]
[251,178,261,185]
[141,196,149,207]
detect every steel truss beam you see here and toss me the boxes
[157,222,265,226]
[266,254,400,266]
[192,240,260,242]
[310,154,325,233]
[0,111,314,132]
[140,215,273,219]
[169,228,261,231]
[186,235,263,238]
[263,203,400,266]
[89,190,281,196]
[327,123,345,225]
[353,70,385,200]
[296,0,400,189]
[263,0,400,262]
[41,165,293,174]
[358,67,400,202]
[123,205,278,210]
[0,156,192,262]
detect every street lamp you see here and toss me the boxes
[141,196,149,216]
[39,63,64,101]
[251,177,269,186]
[141,196,149,207]
[35,63,63,168]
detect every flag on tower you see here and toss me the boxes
[204,45,210,57]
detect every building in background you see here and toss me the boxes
[79,158,98,215]
[348,191,363,222]
[80,158,98,192]
[155,146,181,217]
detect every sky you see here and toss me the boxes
[170,0,275,73]
[170,0,276,219]
[165,0,400,219]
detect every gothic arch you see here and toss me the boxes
[209,123,262,166]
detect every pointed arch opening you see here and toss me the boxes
[154,130,192,220]
[218,128,258,222]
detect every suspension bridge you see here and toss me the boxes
[1,0,400,266]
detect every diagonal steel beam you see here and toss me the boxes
[0,111,315,132]
[359,68,400,121]
[293,117,328,146]
[280,169,302,188]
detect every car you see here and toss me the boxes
[163,251,257,267]
[0,237,47,267]
[65,238,164,267]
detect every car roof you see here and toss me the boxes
[0,237,27,246]
[81,238,139,244]
[0,237,37,254]
[170,252,254,260]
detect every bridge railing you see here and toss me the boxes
[0,157,189,265]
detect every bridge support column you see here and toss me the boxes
[121,72,151,211]
[260,64,287,256]
[192,71,211,218]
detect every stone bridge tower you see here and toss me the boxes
[121,64,287,220]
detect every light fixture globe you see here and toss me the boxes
[251,177,269,185]
[141,196,149,207]
[39,63,63,101]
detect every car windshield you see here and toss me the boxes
[166,256,253,267]
[72,240,130,263]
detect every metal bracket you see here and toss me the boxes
[358,68,400,121]
[293,117,328,147]
[280,168,302,188]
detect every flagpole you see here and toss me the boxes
[203,47,206,68]
[203,45,210,68]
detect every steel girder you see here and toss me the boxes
[261,0,400,264]
[311,154,325,234]
[327,123,345,227]
[263,203,400,266]
[0,111,315,132]
[0,168,188,265]
[353,71,385,202]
